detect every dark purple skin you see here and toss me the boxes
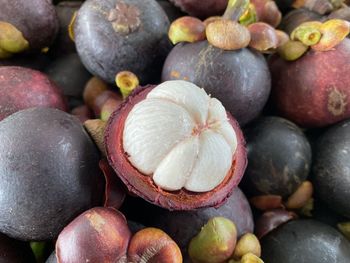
[151,188,254,260]
[242,117,311,198]
[312,119,350,218]
[0,0,59,50]
[50,1,82,56]
[273,0,294,14]
[162,41,271,126]
[278,8,323,35]
[261,220,350,263]
[45,53,91,98]
[74,0,171,84]
[0,107,104,241]
[0,233,36,263]
[169,0,228,18]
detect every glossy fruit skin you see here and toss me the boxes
[269,38,350,128]
[242,117,311,197]
[261,220,350,263]
[0,108,103,241]
[0,66,67,120]
[169,0,227,18]
[151,188,254,260]
[45,53,91,99]
[74,0,171,84]
[105,85,247,211]
[162,41,271,126]
[313,119,350,218]
[0,0,59,50]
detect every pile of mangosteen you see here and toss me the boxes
[1,0,350,262]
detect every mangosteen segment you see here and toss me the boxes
[105,81,247,210]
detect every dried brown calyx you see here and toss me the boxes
[107,1,141,34]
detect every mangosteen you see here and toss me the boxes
[0,0,59,53]
[242,116,312,198]
[162,0,271,126]
[74,0,171,84]
[151,187,254,259]
[0,107,104,241]
[105,80,247,210]
[45,53,91,99]
[168,0,227,18]
[261,220,350,262]
[312,119,350,218]
[50,1,83,56]
[0,66,67,120]
[0,233,36,262]
[270,37,350,128]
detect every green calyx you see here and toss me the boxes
[0,21,29,56]
[239,3,257,26]
[291,25,322,46]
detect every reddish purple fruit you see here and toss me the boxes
[270,38,350,128]
[56,207,131,263]
[0,66,67,121]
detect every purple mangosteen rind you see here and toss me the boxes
[105,85,248,211]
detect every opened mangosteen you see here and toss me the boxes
[105,80,247,210]
[0,107,104,241]
[74,0,171,84]
[0,0,58,56]
[162,1,271,126]
[261,220,350,262]
[0,66,67,120]
[270,20,350,128]
[242,116,311,198]
[313,119,350,218]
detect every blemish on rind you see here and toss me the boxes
[327,87,347,116]
[86,211,106,232]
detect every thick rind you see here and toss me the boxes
[105,85,247,211]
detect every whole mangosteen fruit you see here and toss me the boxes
[261,220,350,263]
[0,66,67,121]
[242,116,312,197]
[74,0,171,84]
[312,119,350,218]
[0,107,103,241]
[269,37,350,128]
[105,80,247,210]
[162,41,271,126]
[0,0,59,53]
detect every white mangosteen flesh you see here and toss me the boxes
[123,80,237,192]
